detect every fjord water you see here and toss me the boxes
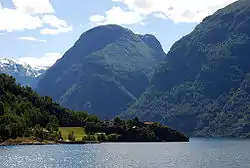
[0,139,249,168]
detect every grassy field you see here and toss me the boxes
[59,127,86,141]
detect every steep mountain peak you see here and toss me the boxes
[139,34,165,60]
[139,34,161,47]
[86,24,131,33]
[78,24,133,44]
[75,25,133,52]
[83,24,132,37]
[36,24,166,118]
[56,24,134,67]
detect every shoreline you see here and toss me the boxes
[0,140,101,147]
[0,141,57,146]
[0,139,190,146]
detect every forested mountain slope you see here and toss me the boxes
[36,25,166,118]
[122,0,250,138]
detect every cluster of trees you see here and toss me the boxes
[0,74,188,142]
[0,74,100,142]
[83,117,188,142]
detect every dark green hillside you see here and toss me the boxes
[0,73,97,141]
[36,25,166,118]
[0,74,188,142]
[122,0,250,138]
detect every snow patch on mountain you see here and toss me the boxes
[0,57,47,78]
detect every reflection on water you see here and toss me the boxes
[0,138,250,168]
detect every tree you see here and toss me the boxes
[0,124,11,141]
[24,128,32,137]
[82,134,96,142]
[0,102,4,116]
[114,117,122,126]
[33,124,43,141]
[85,122,97,134]
[46,120,59,132]
[97,133,106,142]
[133,117,140,125]
[0,86,5,97]
[9,122,24,139]
[82,135,88,142]
[88,134,96,141]
[68,131,75,141]
[47,131,59,141]
[16,102,33,115]
[107,133,121,142]
[58,131,63,140]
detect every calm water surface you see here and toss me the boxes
[0,138,249,168]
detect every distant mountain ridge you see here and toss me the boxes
[36,24,166,118]
[0,57,47,87]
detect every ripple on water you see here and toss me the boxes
[0,139,250,168]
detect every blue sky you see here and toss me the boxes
[0,0,237,67]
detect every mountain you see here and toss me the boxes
[121,0,250,138]
[0,57,46,87]
[36,24,166,119]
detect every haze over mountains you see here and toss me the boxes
[36,25,166,118]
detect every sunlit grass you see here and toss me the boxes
[59,127,86,141]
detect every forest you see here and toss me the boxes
[0,74,188,143]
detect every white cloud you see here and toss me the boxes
[0,0,72,34]
[40,15,73,35]
[42,15,68,28]
[0,4,43,32]
[18,53,62,67]
[89,15,106,22]
[18,36,46,42]
[40,26,73,35]
[110,0,237,23]
[90,6,143,25]
[12,0,54,14]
